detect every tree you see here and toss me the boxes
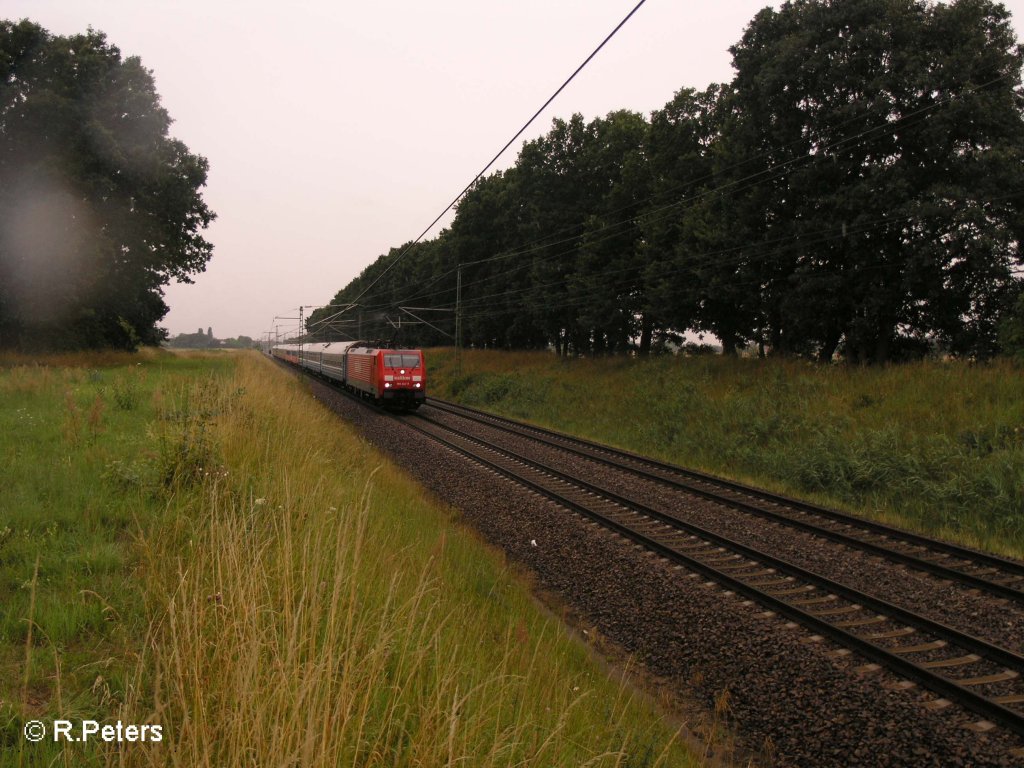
[447,171,540,349]
[168,329,216,349]
[642,84,763,355]
[0,20,215,350]
[572,110,654,354]
[721,0,1024,362]
[513,115,597,355]
[513,113,656,355]
[999,288,1024,360]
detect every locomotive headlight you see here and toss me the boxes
[384,382,391,388]
[414,382,421,388]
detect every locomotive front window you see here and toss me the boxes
[384,354,421,368]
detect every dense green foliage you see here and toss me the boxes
[721,0,1024,362]
[428,348,1024,557]
[0,21,214,351]
[1000,288,1024,359]
[312,0,1024,363]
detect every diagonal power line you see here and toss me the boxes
[346,0,649,307]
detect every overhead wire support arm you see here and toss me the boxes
[399,307,455,339]
[305,303,361,332]
[272,315,302,343]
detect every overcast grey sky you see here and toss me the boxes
[6,1,1024,340]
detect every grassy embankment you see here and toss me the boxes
[428,348,1024,559]
[1,349,698,767]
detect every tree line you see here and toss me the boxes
[311,0,1024,363]
[167,328,255,349]
[0,20,214,351]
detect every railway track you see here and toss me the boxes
[402,401,1024,739]
[288,361,1024,761]
[423,397,1024,604]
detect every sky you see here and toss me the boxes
[6,0,1024,342]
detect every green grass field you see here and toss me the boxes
[0,349,236,766]
[427,349,1024,559]
[0,350,699,767]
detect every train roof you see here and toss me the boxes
[273,342,423,353]
[273,341,360,352]
[306,341,359,353]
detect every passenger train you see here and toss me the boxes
[272,341,426,410]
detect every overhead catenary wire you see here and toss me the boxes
[342,0,650,310]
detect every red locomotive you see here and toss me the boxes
[272,341,425,410]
